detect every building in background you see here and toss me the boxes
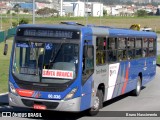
[63,1,103,17]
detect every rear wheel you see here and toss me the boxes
[132,76,142,96]
[88,90,103,116]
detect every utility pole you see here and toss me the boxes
[33,0,35,24]
[86,0,88,25]
[60,0,63,16]
[10,10,12,28]
[99,0,102,26]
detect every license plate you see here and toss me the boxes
[33,104,46,110]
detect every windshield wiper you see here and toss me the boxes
[48,41,64,68]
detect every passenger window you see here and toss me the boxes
[142,38,155,57]
[107,50,117,62]
[108,38,116,49]
[149,38,154,48]
[118,38,126,49]
[135,38,142,58]
[107,38,117,62]
[148,38,155,56]
[96,37,106,65]
[142,38,148,57]
[127,38,135,59]
[148,47,154,56]
[128,38,135,49]
[118,38,128,61]
[118,50,127,61]
[143,38,148,48]
[135,38,142,48]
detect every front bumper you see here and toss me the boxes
[9,93,81,112]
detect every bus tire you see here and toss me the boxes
[88,90,103,116]
[132,76,142,96]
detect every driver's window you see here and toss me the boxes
[82,45,94,85]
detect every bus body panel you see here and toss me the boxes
[8,24,157,112]
[9,93,81,111]
[90,27,109,108]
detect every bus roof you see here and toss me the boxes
[108,28,157,38]
[18,23,84,31]
[18,23,157,39]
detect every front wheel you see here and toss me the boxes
[132,76,142,96]
[88,90,103,116]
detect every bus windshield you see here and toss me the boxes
[12,40,79,84]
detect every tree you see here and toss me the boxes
[36,7,58,16]
[13,4,21,13]
[13,4,21,23]
[12,18,29,27]
[103,10,107,16]
[136,10,148,17]
[23,9,29,13]
[19,18,29,24]
[7,10,10,14]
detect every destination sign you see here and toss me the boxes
[42,69,73,79]
[17,28,80,39]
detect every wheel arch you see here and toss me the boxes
[97,83,105,100]
[138,72,142,83]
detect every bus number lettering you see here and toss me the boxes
[48,94,61,99]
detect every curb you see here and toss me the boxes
[0,92,8,96]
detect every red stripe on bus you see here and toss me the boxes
[121,67,129,94]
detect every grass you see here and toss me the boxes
[0,16,160,93]
[157,55,160,65]
[35,16,160,32]
[0,40,12,93]
[1,15,160,32]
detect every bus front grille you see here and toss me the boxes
[21,99,59,109]
[17,83,67,92]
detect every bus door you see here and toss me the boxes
[80,39,94,111]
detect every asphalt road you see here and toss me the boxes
[0,66,160,120]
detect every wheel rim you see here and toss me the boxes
[93,97,99,110]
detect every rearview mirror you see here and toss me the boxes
[3,43,8,55]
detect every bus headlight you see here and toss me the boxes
[9,82,17,95]
[64,88,78,100]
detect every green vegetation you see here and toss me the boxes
[157,55,160,65]
[0,41,12,93]
[0,16,160,93]
[1,15,160,32]
[136,10,148,17]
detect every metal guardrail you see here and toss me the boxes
[0,27,16,43]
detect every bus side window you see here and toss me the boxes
[127,38,135,59]
[148,38,155,56]
[107,38,117,62]
[143,38,148,57]
[96,37,106,65]
[135,38,142,58]
[82,45,94,85]
[117,38,127,61]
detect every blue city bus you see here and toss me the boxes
[6,22,157,115]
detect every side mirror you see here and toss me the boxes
[3,43,8,55]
